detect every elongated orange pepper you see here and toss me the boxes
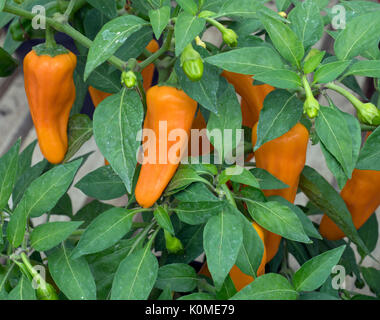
[88,39,160,108]
[23,48,77,164]
[222,71,274,127]
[252,122,309,261]
[135,85,197,208]
[319,132,380,240]
[198,223,266,291]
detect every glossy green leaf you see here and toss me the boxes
[93,89,144,193]
[203,211,243,289]
[111,244,158,300]
[0,138,20,211]
[230,273,298,300]
[72,208,135,258]
[155,263,198,292]
[7,159,82,247]
[48,244,97,300]
[255,90,303,150]
[293,245,346,292]
[149,6,171,40]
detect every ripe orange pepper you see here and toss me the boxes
[23,48,77,164]
[88,39,160,108]
[134,85,197,208]
[252,122,309,261]
[222,71,274,127]
[198,223,266,291]
[319,132,380,240]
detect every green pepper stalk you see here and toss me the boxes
[325,82,380,125]
[302,75,320,118]
[20,252,59,300]
[180,43,204,81]
[203,16,238,47]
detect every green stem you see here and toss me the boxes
[128,220,156,256]
[360,123,378,131]
[138,28,174,70]
[325,82,363,110]
[63,0,76,19]
[45,25,56,49]
[205,17,227,32]
[3,3,126,71]
[221,183,237,208]
[302,75,313,99]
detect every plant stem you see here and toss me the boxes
[324,82,363,110]
[63,0,76,19]
[138,28,174,70]
[45,25,56,49]
[221,183,237,208]
[205,17,227,32]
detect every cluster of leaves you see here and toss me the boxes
[0,0,380,300]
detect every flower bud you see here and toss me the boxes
[121,70,137,88]
[222,28,238,47]
[357,103,380,125]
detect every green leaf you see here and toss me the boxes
[93,89,144,193]
[0,138,20,211]
[315,106,353,177]
[154,206,174,235]
[178,292,215,300]
[12,160,48,208]
[253,69,302,89]
[250,168,289,190]
[165,166,210,196]
[344,60,380,78]
[205,46,285,75]
[358,214,378,258]
[0,47,18,77]
[49,193,73,217]
[176,0,198,14]
[86,238,135,299]
[75,166,126,200]
[111,244,158,300]
[293,245,346,292]
[48,244,97,300]
[361,267,380,296]
[174,200,224,225]
[230,273,299,300]
[155,263,198,292]
[16,140,37,180]
[63,114,93,162]
[72,200,113,228]
[216,0,261,18]
[244,199,311,243]
[174,182,219,202]
[31,221,83,252]
[220,166,260,189]
[149,6,171,40]
[313,60,351,83]
[268,196,321,240]
[254,90,303,150]
[203,211,243,289]
[84,15,148,80]
[8,276,36,300]
[288,0,324,48]
[259,11,304,68]
[334,11,380,61]
[235,214,265,277]
[299,166,369,254]
[72,208,135,258]
[7,159,82,248]
[299,292,339,300]
[87,64,121,94]
[207,83,242,160]
[174,12,205,56]
[87,0,117,19]
[356,126,380,170]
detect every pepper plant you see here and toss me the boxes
[0,0,380,301]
